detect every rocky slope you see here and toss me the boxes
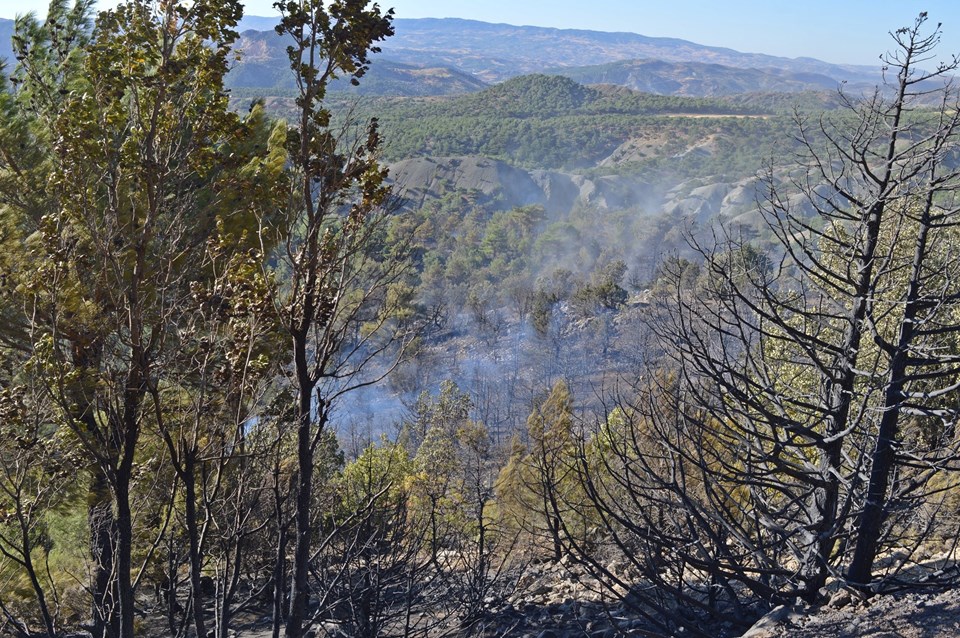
[389,155,769,223]
[742,588,960,638]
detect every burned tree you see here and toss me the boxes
[556,13,960,633]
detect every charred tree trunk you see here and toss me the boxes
[271,428,291,638]
[272,524,288,638]
[847,178,938,586]
[114,473,135,638]
[286,369,318,637]
[184,454,209,638]
[89,462,119,638]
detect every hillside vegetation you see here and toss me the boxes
[362,75,799,171]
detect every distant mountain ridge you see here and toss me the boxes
[227,17,884,97]
[231,27,487,95]
[1,15,884,97]
[379,18,882,84]
[548,59,848,97]
[236,15,279,32]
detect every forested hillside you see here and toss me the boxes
[238,73,809,174]
[370,74,792,170]
[1,4,960,638]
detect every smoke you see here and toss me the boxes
[329,155,781,443]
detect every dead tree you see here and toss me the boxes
[554,13,960,633]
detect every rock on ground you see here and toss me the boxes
[739,588,960,638]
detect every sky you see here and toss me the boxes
[2,0,959,67]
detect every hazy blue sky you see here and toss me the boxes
[3,0,959,67]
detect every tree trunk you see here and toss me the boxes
[285,375,317,638]
[272,524,287,638]
[847,193,934,586]
[184,455,209,638]
[115,476,136,638]
[89,469,119,638]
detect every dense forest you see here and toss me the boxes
[1,2,960,638]
[240,77,807,174]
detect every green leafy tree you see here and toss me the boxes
[266,2,404,636]
[407,381,473,561]
[0,380,83,636]
[496,380,583,560]
[332,440,432,638]
[0,1,273,634]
